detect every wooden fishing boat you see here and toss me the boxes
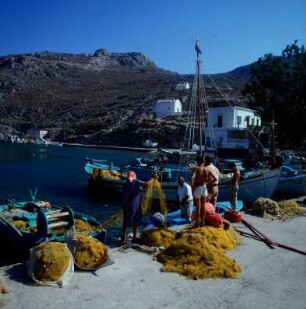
[85,159,281,204]
[0,199,106,254]
[274,165,306,196]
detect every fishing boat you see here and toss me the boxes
[84,41,281,204]
[0,199,106,255]
[274,165,306,196]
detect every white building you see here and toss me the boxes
[155,99,182,118]
[205,106,261,151]
[175,82,190,91]
[27,129,48,141]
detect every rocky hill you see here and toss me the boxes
[0,48,251,147]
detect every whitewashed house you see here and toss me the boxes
[205,105,261,155]
[175,82,190,91]
[27,129,48,141]
[155,99,182,118]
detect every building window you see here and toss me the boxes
[217,115,222,127]
[246,116,250,127]
[237,116,242,127]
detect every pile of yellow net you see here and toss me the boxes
[32,242,71,282]
[11,220,27,230]
[141,228,175,248]
[74,234,108,270]
[277,200,306,219]
[92,168,122,180]
[74,219,94,232]
[142,179,168,215]
[155,226,242,279]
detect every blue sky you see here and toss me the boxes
[0,0,304,74]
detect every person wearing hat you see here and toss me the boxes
[121,171,155,242]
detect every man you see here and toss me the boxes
[229,162,240,210]
[205,156,220,208]
[177,176,193,223]
[190,156,217,227]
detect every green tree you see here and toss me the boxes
[243,41,306,149]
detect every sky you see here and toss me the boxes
[0,0,304,74]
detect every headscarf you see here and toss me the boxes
[127,171,137,182]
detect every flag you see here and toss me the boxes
[195,41,202,54]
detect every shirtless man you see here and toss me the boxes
[190,156,218,227]
[205,156,220,208]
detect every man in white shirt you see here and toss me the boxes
[177,176,193,223]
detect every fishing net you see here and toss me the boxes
[252,198,305,220]
[74,219,94,232]
[11,220,27,230]
[142,179,168,215]
[92,168,122,180]
[156,226,242,279]
[277,200,305,219]
[252,198,279,217]
[74,234,108,270]
[27,242,74,287]
[141,228,175,248]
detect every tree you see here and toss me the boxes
[243,41,306,149]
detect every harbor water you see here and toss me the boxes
[0,143,153,236]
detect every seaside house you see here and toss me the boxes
[27,129,48,142]
[155,99,182,118]
[175,82,190,91]
[205,105,263,157]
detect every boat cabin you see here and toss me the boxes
[155,99,182,118]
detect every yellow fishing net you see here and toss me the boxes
[142,179,168,215]
[156,226,242,279]
[74,219,93,232]
[92,168,122,180]
[141,228,175,248]
[74,234,108,269]
[11,220,27,230]
[32,242,71,282]
[277,200,306,219]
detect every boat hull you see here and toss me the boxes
[275,174,306,196]
[85,162,281,204]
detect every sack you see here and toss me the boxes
[150,212,167,227]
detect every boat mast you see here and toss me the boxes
[270,110,277,163]
[195,40,204,156]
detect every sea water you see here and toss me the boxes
[0,143,153,236]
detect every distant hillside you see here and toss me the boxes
[0,48,252,146]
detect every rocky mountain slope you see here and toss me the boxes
[0,48,251,147]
